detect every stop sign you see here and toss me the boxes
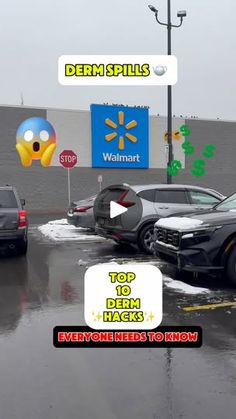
[59,150,77,169]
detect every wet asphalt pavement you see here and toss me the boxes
[0,215,236,419]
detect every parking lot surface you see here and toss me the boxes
[0,215,236,419]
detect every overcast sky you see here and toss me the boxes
[0,0,235,120]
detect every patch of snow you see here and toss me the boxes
[77,259,88,266]
[99,260,209,294]
[97,259,210,295]
[155,217,203,230]
[38,219,105,242]
[107,257,161,265]
[164,275,210,294]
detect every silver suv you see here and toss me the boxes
[94,184,225,253]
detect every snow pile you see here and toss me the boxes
[38,219,104,242]
[164,276,209,294]
[155,217,203,230]
[100,260,210,295]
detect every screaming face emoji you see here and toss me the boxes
[16,117,57,167]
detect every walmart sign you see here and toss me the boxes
[91,104,149,168]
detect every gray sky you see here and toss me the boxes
[0,0,235,119]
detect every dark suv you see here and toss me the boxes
[94,184,224,253]
[0,186,28,255]
[153,192,236,285]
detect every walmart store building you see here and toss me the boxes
[0,104,235,211]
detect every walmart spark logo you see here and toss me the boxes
[91,104,149,168]
[105,111,138,151]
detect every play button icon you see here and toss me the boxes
[110,201,128,219]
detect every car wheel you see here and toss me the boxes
[226,247,236,285]
[17,239,28,256]
[138,224,155,254]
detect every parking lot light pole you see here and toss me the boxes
[148,3,186,184]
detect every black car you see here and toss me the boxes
[153,192,236,284]
[0,186,28,255]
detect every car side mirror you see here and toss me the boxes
[20,198,25,206]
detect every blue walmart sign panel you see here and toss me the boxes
[91,104,149,168]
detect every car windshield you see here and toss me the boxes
[214,193,236,211]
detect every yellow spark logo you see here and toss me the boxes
[105,111,138,151]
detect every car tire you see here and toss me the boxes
[138,224,155,254]
[226,246,236,285]
[17,239,28,256]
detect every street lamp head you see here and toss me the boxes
[148,5,158,13]
[177,10,187,18]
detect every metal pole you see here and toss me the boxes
[67,168,71,205]
[167,0,173,184]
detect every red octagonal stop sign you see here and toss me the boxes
[59,150,77,169]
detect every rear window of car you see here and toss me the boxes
[102,188,126,202]
[155,189,188,204]
[138,189,155,202]
[0,190,18,208]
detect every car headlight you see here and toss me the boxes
[181,225,222,239]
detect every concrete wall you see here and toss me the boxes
[0,105,235,211]
[176,119,236,196]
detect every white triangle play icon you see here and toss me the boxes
[110,201,128,219]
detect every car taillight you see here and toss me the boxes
[117,190,135,208]
[73,205,93,213]
[18,210,27,228]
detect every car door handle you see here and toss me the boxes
[194,207,205,210]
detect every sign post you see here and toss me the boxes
[165,144,169,163]
[59,150,78,205]
[98,174,103,192]
[68,168,71,204]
